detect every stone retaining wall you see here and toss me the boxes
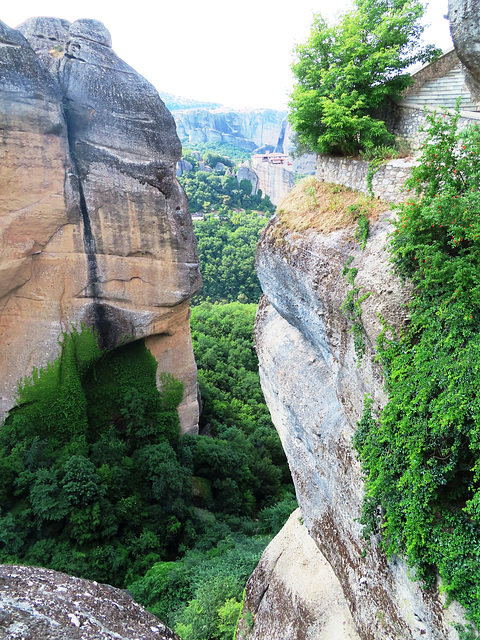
[385,102,480,154]
[315,155,416,203]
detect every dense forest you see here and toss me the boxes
[179,147,275,216]
[193,210,267,304]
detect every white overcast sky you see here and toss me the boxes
[2,0,452,110]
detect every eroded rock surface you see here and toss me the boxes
[236,509,359,640]
[0,564,180,639]
[449,0,480,107]
[0,18,201,432]
[254,213,468,638]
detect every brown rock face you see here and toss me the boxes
[0,564,180,639]
[254,214,468,638]
[0,18,201,432]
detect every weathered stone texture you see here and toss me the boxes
[236,509,360,640]
[254,212,468,638]
[449,0,480,107]
[0,18,201,432]
[0,564,180,639]
[316,155,415,203]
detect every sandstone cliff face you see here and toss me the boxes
[173,107,286,150]
[0,564,180,639]
[236,509,359,640]
[253,213,468,639]
[249,158,295,206]
[0,18,201,433]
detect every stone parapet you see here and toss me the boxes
[315,155,416,203]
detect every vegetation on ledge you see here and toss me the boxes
[272,176,385,235]
[289,0,439,156]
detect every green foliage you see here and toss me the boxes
[203,151,235,169]
[191,302,293,497]
[127,302,296,640]
[239,178,253,196]
[258,493,298,535]
[193,210,268,304]
[354,107,480,626]
[341,217,371,361]
[128,535,269,638]
[182,141,253,165]
[353,209,370,250]
[179,168,275,215]
[289,0,439,155]
[0,326,191,586]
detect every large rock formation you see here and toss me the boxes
[449,0,480,107]
[0,18,201,432]
[253,212,468,638]
[250,156,295,206]
[236,509,360,640]
[0,564,180,639]
[173,107,287,150]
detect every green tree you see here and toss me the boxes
[289,0,439,155]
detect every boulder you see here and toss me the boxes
[176,159,194,177]
[449,0,480,107]
[0,564,180,639]
[237,165,259,194]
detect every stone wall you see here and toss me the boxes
[315,155,415,203]
[385,102,480,155]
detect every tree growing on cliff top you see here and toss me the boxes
[289,0,440,156]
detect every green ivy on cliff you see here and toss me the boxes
[353,107,480,626]
[0,326,191,586]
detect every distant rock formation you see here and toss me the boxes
[236,509,359,640]
[449,0,480,107]
[173,107,287,151]
[0,564,180,639]
[0,18,201,432]
[249,155,295,206]
[253,211,469,638]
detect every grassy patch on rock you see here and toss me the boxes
[274,176,386,235]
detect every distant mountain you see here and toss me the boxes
[159,91,223,111]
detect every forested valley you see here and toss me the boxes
[0,144,295,640]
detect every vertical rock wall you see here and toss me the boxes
[253,214,468,638]
[0,18,201,433]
